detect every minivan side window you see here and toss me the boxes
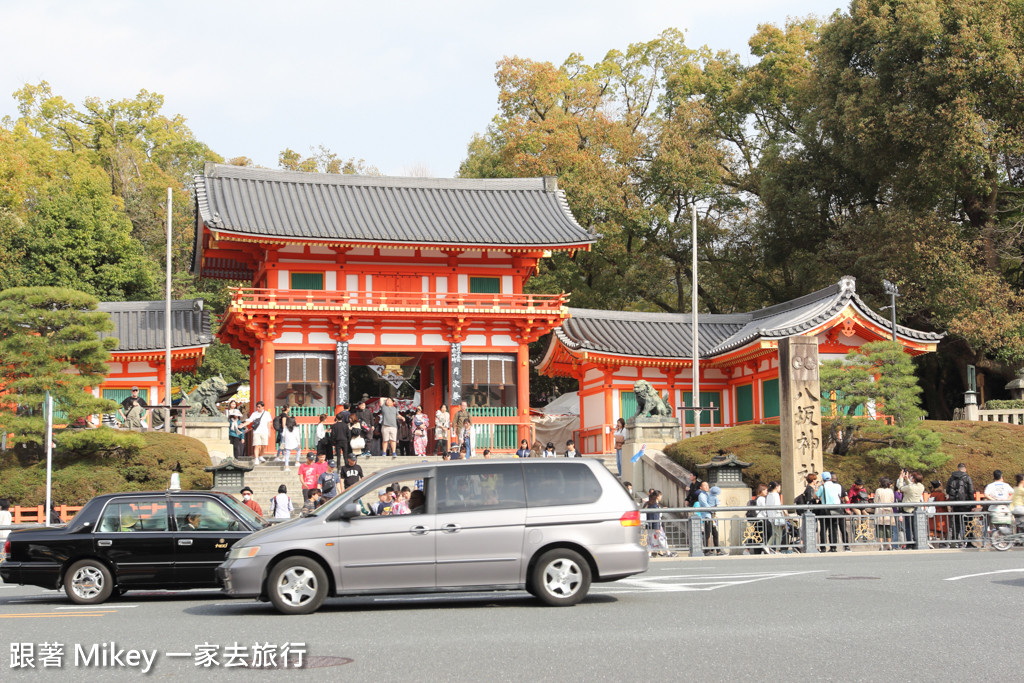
[523,463,601,507]
[436,464,526,513]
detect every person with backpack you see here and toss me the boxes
[270,484,293,519]
[745,483,768,555]
[318,460,341,501]
[945,463,975,547]
[816,472,845,552]
[272,406,290,462]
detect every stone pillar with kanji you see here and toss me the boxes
[778,336,824,504]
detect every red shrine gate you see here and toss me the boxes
[192,164,596,453]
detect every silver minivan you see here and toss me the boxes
[217,459,648,613]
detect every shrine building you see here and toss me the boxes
[96,300,212,419]
[191,164,595,451]
[537,276,943,454]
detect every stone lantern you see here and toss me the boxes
[696,451,753,490]
[1006,370,1024,401]
[204,457,254,491]
[696,450,754,554]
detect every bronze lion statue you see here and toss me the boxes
[185,376,229,416]
[632,379,672,418]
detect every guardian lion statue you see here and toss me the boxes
[185,376,229,416]
[632,380,673,419]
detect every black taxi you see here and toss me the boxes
[0,489,268,604]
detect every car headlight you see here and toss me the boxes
[228,545,261,560]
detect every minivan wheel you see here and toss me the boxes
[64,559,114,605]
[267,557,328,615]
[531,549,591,606]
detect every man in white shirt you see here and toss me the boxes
[985,469,1014,526]
[241,401,271,463]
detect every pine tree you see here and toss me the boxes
[0,287,120,448]
[820,341,947,470]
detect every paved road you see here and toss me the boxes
[2,550,1021,680]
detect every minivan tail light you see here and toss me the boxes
[620,511,641,527]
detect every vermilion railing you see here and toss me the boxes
[6,505,82,524]
[228,288,568,314]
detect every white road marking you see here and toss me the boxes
[55,604,138,610]
[944,568,1024,582]
[609,570,824,593]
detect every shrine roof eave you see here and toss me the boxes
[194,164,599,254]
[204,226,595,253]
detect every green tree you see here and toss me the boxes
[821,341,947,470]
[0,129,158,299]
[10,82,223,276]
[279,145,379,175]
[0,287,120,449]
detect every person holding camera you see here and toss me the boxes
[896,468,925,548]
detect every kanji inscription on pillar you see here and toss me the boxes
[778,336,824,504]
[449,343,462,405]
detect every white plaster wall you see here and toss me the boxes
[307,333,333,344]
[615,367,638,377]
[346,274,359,291]
[279,245,304,254]
[422,276,430,292]
[612,389,620,421]
[381,333,417,345]
[325,272,337,290]
[348,247,375,256]
[278,332,303,344]
[278,270,289,289]
[584,368,604,384]
[502,275,512,294]
[463,334,487,346]
[351,333,376,344]
[127,362,151,374]
[422,334,447,345]
[582,391,605,429]
[457,274,468,293]
[489,334,516,347]
[435,277,448,293]
[366,274,373,290]
[705,368,728,379]
[641,367,662,379]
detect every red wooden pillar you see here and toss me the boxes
[261,339,275,456]
[517,343,530,445]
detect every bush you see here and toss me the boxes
[985,400,1024,410]
[0,430,212,506]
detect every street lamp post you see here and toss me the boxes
[882,279,899,342]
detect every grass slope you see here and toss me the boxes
[664,420,1024,492]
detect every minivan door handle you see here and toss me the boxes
[409,525,429,535]
[441,523,461,534]
[177,539,193,546]
[97,540,112,547]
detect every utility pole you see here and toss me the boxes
[165,188,173,432]
[691,204,700,437]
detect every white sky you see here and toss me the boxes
[0,0,846,177]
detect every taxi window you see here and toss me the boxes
[98,499,169,533]
[171,498,242,531]
[523,463,601,507]
[436,464,525,513]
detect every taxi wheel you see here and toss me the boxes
[64,559,114,605]
[267,557,327,615]
[530,548,591,607]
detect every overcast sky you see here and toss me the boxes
[0,0,846,177]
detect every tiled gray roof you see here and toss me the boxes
[553,277,944,360]
[97,300,212,352]
[194,163,597,248]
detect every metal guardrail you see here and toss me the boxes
[638,500,1017,557]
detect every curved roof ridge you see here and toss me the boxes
[204,162,549,191]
